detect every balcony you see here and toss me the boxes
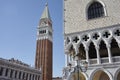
[89,56,120,65]
[113,56,120,63]
[69,56,120,66]
[90,59,97,64]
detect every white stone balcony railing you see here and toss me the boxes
[89,56,120,65]
[113,56,120,63]
[101,57,109,64]
[90,59,97,65]
[69,56,120,66]
[69,59,87,67]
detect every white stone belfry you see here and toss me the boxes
[37,4,53,42]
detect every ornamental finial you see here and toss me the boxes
[45,2,48,6]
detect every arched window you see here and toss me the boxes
[99,40,108,58]
[88,42,97,59]
[78,44,86,60]
[87,1,105,19]
[110,38,120,57]
[92,70,110,80]
[69,45,76,61]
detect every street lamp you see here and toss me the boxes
[75,54,88,80]
[68,54,88,80]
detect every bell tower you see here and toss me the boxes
[35,4,52,80]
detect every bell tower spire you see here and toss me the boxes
[35,3,53,80]
[40,3,51,20]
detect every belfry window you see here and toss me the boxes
[39,30,46,34]
[87,1,105,19]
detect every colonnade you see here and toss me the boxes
[64,25,120,66]
[0,66,41,80]
[0,58,41,80]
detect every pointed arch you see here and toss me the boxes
[78,43,86,60]
[99,40,108,58]
[69,45,76,61]
[92,70,110,80]
[90,68,113,80]
[110,38,120,57]
[117,72,120,80]
[87,1,105,19]
[68,72,87,80]
[88,42,97,59]
[114,68,120,80]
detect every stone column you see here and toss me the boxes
[0,67,1,75]
[38,76,40,80]
[118,42,120,48]
[34,75,36,80]
[12,70,15,78]
[75,45,79,55]
[33,75,35,80]
[107,45,113,63]
[37,76,38,80]
[27,74,30,80]
[24,73,27,80]
[85,47,90,65]
[2,68,6,76]
[8,69,11,77]
[20,72,23,79]
[65,50,69,66]
[35,75,37,80]
[22,72,27,80]
[31,74,33,80]
[96,46,101,64]
[16,71,19,79]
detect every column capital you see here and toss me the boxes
[118,43,120,48]
[65,49,69,54]
[96,45,100,49]
[75,47,79,54]
[107,44,111,48]
[85,46,89,51]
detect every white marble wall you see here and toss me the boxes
[64,0,120,34]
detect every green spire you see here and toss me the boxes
[41,3,51,19]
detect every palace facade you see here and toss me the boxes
[63,0,120,80]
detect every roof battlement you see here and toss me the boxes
[0,58,30,67]
[8,58,29,67]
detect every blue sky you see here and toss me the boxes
[0,0,64,77]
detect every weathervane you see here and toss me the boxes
[45,0,48,6]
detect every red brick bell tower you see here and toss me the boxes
[35,4,53,80]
